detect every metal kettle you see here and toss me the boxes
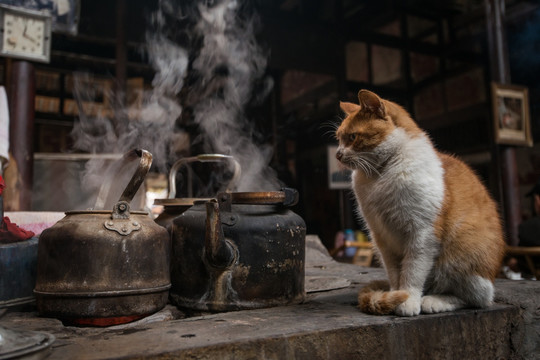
[170,188,306,312]
[34,149,171,326]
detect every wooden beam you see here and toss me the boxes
[485,0,520,246]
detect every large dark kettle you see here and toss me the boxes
[170,188,306,312]
[34,149,171,326]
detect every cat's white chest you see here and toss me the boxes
[352,130,444,247]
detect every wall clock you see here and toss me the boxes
[0,5,52,63]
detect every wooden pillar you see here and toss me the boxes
[485,0,521,245]
[500,146,521,245]
[4,61,35,211]
[334,0,353,231]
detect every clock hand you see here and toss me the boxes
[20,22,38,44]
[22,31,38,44]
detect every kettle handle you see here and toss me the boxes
[168,154,241,199]
[118,149,153,203]
[94,149,152,210]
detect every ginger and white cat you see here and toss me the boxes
[336,90,505,317]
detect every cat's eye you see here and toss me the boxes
[348,133,357,142]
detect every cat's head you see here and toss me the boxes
[335,90,397,170]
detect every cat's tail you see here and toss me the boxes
[358,280,409,315]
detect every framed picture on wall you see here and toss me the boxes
[327,145,351,189]
[491,82,533,147]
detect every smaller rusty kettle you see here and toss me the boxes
[34,149,171,326]
[170,188,306,312]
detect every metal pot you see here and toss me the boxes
[170,188,306,312]
[153,154,240,230]
[34,149,171,326]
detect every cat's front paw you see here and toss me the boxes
[421,295,463,313]
[395,296,421,316]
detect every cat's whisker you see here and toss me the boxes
[320,120,342,140]
[320,119,341,131]
[358,160,374,177]
[322,129,339,138]
[355,155,381,177]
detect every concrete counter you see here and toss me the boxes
[2,235,539,359]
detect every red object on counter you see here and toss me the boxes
[0,174,36,243]
[64,314,148,327]
[0,217,35,243]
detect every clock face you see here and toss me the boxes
[0,6,52,63]
[3,13,45,56]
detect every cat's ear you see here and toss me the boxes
[340,101,360,115]
[358,90,386,119]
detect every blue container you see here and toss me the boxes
[344,229,356,257]
[0,237,38,307]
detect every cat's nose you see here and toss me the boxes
[336,149,343,161]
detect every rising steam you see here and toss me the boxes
[188,0,278,191]
[70,0,278,208]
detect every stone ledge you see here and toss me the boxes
[1,235,538,359]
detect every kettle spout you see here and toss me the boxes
[205,199,237,269]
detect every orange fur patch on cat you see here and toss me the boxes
[359,290,410,315]
[358,280,409,315]
[433,153,505,281]
[336,90,505,317]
